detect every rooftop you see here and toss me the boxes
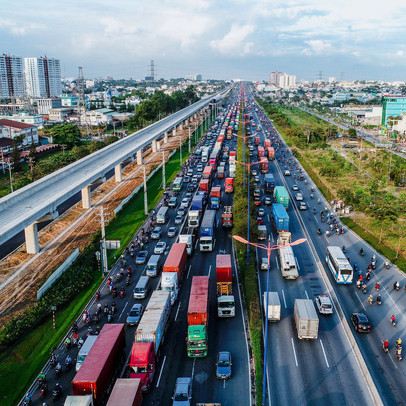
[0,119,36,129]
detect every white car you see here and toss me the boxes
[292,184,299,191]
[154,241,167,254]
[295,193,303,201]
[284,170,291,176]
[315,295,333,315]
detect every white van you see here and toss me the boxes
[145,255,162,277]
[156,206,169,224]
[134,276,151,299]
[75,335,98,371]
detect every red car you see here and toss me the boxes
[257,217,264,225]
[254,197,261,206]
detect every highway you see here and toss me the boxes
[27,91,251,406]
[252,89,406,405]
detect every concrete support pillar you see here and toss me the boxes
[25,222,39,254]
[164,132,169,143]
[173,127,177,137]
[81,185,91,209]
[157,141,161,151]
[152,140,157,153]
[115,163,122,182]
[179,123,183,131]
[137,150,143,165]
[184,119,189,126]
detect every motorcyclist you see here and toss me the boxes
[394,281,400,290]
[360,248,364,256]
[356,279,361,289]
[65,354,72,370]
[391,315,396,325]
[64,337,71,350]
[313,208,316,214]
[397,337,402,347]
[375,282,380,291]
[55,362,62,376]
[384,340,389,350]
[342,246,346,253]
[377,294,382,304]
[368,295,373,305]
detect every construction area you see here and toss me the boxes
[0,115,203,325]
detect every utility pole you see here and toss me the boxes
[188,127,191,153]
[1,148,4,174]
[99,206,108,276]
[143,166,148,215]
[8,161,13,193]
[162,150,166,189]
[179,135,182,166]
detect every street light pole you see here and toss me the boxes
[162,150,166,190]
[188,127,191,153]
[143,165,148,215]
[179,135,182,166]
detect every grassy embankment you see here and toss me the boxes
[259,101,406,272]
[232,109,263,404]
[0,123,208,406]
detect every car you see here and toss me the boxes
[284,170,291,176]
[177,207,185,216]
[185,192,193,199]
[151,227,162,240]
[254,197,261,206]
[181,198,190,209]
[187,169,193,177]
[192,175,199,183]
[197,165,203,172]
[168,197,177,208]
[187,183,196,192]
[249,145,254,151]
[299,202,307,210]
[264,197,272,205]
[216,351,232,380]
[254,188,261,197]
[154,241,167,254]
[257,217,264,225]
[315,295,333,315]
[183,176,190,183]
[126,303,143,326]
[249,151,253,157]
[295,193,303,201]
[167,227,177,238]
[258,208,265,216]
[172,377,192,405]
[292,184,299,191]
[254,176,260,182]
[175,215,183,225]
[251,169,258,176]
[351,313,371,333]
[260,257,269,271]
[136,250,148,265]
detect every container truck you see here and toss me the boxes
[272,203,290,232]
[254,136,260,145]
[264,139,271,148]
[191,195,205,212]
[188,210,200,228]
[258,146,265,158]
[225,178,234,193]
[106,379,142,406]
[187,276,209,357]
[129,342,155,392]
[217,166,224,178]
[229,151,236,161]
[64,396,94,406]
[274,186,289,208]
[264,174,275,194]
[178,228,195,256]
[258,225,267,240]
[267,147,275,160]
[221,206,233,228]
[263,292,281,322]
[201,147,210,163]
[216,254,235,317]
[210,186,221,210]
[199,179,210,192]
[260,157,269,173]
[161,243,187,303]
[203,166,213,180]
[71,324,126,404]
[200,210,216,252]
[278,232,298,279]
[294,299,319,339]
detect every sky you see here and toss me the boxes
[2,0,406,82]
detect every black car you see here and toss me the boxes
[188,183,197,192]
[351,313,371,333]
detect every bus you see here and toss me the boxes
[173,177,183,193]
[325,246,353,284]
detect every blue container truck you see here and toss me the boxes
[272,203,289,232]
[192,195,205,212]
[265,174,275,194]
[199,210,216,252]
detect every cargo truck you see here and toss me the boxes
[260,157,269,173]
[72,324,126,404]
[258,225,267,240]
[294,299,319,339]
[264,139,271,148]
[199,179,210,192]
[201,147,210,163]
[64,395,94,406]
[210,186,221,210]
[229,165,236,178]
[161,243,187,304]
[188,210,200,228]
[203,166,213,180]
[263,292,281,321]
[272,203,289,232]
[254,136,260,145]
[178,228,195,256]
[274,186,289,208]
[264,174,275,194]
[130,291,171,391]
[200,210,216,252]
[187,276,209,357]
[225,178,234,193]
[191,195,205,212]
[216,254,235,317]
[277,232,298,279]
[106,379,142,406]
[267,147,275,160]
[221,206,233,228]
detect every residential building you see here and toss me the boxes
[49,107,74,122]
[381,95,406,126]
[0,54,25,98]
[83,108,115,126]
[0,118,39,145]
[24,57,62,98]
[36,98,62,115]
[269,72,282,85]
[278,74,296,89]
[61,96,79,107]
[0,112,44,128]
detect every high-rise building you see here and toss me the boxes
[278,74,296,89]
[24,57,62,98]
[381,95,406,127]
[0,54,25,98]
[269,72,282,85]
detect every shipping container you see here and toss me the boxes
[106,379,142,406]
[294,299,319,339]
[272,203,290,232]
[274,186,289,208]
[216,254,232,282]
[188,276,209,326]
[199,179,210,192]
[163,243,187,280]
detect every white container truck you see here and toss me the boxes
[135,291,171,353]
[263,292,281,322]
[294,299,319,340]
[158,273,179,305]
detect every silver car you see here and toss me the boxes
[154,241,167,254]
[172,377,192,406]
[126,303,143,326]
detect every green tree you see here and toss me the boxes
[348,128,357,137]
[11,140,22,172]
[51,124,82,147]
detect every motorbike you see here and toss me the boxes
[384,261,390,269]
[52,385,62,402]
[383,343,389,353]
[377,296,382,305]
[371,260,376,270]
[40,382,48,399]
[394,282,400,292]
[126,276,131,286]
[359,249,364,256]
[65,356,72,372]
[55,363,62,379]
[362,285,367,294]
[95,291,101,302]
[22,394,32,406]
[310,194,313,199]
[112,287,118,298]
[78,337,84,349]
[317,228,321,235]
[391,317,397,327]
[120,288,125,298]
[356,280,362,289]
[366,271,371,281]
[313,209,316,214]
[49,354,56,368]
[107,313,113,323]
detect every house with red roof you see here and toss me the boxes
[0,118,39,145]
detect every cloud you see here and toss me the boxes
[396,50,405,57]
[210,24,255,56]
[0,18,45,36]
[302,40,332,55]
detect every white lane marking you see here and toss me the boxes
[320,339,330,368]
[282,289,287,308]
[187,264,192,279]
[223,379,226,388]
[118,301,128,321]
[192,358,196,379]
[354,292,367,311]
[217,219,219,227]
[388,352,399,369]
[295,257,300,271]
[305,290,309,300]
[275,257,279,270]
[267,214,270,222]
[175,301,182,321]
[291,338,299,366]
[156,355,167,387]
[208,265,212,277]
[195,240,198,250]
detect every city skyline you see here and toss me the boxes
[1,0,406,81]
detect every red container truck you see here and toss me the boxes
[188,276,209,326]
[216,254,232,283]
[129,342,155,392]
[258,146,265,158]
[202,166,213,180]
[264,139,271,148]
[267,147,275,160]
[163,243,188,280]
[229,151,236,160]
[254,136,260,145]
[72,324,125,404]
[260,157,269,173]
[225,178,234,193]
[106,378,142,406]
[199,179,210,192]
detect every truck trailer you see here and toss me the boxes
[210,186,221,210]
[106,379,142,406]
[200,210,216,252]
[216,254,235,317]
[294,299,319,339]
[263,292,281,321]
[272,203,290,232]
[274,186,289,208]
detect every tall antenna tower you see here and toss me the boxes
[149,60,156,85]
[77,67,90,137]
[317,71,323,82]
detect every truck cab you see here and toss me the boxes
[129,342,156,392]
[178,231,194,256]
[187,325,208,357]
[217,296,235,317]
[160,273,179,305]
